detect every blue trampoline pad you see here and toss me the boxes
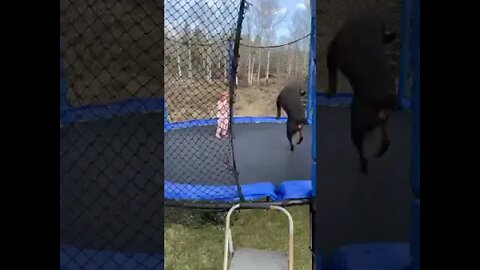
[328,243,412,270]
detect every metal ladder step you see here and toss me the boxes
[229,248,288,270]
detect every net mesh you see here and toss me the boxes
[60,0,164,269]
[234,35,311,117]
[164,0,246,205]
[316,0,403,95]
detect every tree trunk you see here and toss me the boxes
[207,46,212,83]
[188,45,192,80]
[291,48,296,79]
[177,54,182,77]
[224,58,227,82]
[217,52,221,79]
[257,49,262,85]
[265,49,270,85]
[250,51,256,85]
[295,58,299,80]
[276,61,280,80]
[247,52,252,86]
[287,45,293,76]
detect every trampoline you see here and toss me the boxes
[60,0,420,269]
[60,0,316,269]
[165,119,313,203]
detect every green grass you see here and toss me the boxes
[165,205,312,270]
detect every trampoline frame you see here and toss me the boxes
[161,0,318,208]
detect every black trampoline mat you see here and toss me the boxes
[60,112,164,253]
[165,123,312,186]
[314,106,413,261]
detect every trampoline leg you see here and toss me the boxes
[223,204,295,270]
[228,228,234,255]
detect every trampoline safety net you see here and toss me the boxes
[164,0,247,204]
[60,0,164,269]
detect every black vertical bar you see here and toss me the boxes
[228,0,247,201]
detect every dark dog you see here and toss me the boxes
[326,10,398,174]
[276,81,307,152]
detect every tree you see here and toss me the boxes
[253,0,286,84]
[249,0,285,83]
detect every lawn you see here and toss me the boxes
[165,205,312,270]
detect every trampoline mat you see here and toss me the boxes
[165,123,312,185]
[60,112,164,254]
[314,106,414,262]
[164,122,312,201]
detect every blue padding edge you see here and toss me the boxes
[165,181,278,202]
[60,98,164,125]
[277,180,312,200]
[60,244,163,270]
[401,96,411,109]
[411,199,420,270]
[165,116,288,132]
[165,179,312,202]
[329,243,412,270]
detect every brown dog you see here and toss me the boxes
[326,10,399,174]
[276,81,307,152]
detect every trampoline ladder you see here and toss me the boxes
[223,204,294,270]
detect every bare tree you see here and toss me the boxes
[286,4,310,80]
[244,8,255,85]
[253,0,286,85]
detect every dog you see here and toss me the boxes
[326,10,399,174]
[276,81,308,152]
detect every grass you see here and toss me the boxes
[165,205,312,270]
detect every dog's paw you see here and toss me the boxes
[297,136,304,145]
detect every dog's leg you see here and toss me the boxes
[287,128,294,152]
[374,118,391,157]
[352,130,368,174]
[276,96,282,119]
[296,127,304,145]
